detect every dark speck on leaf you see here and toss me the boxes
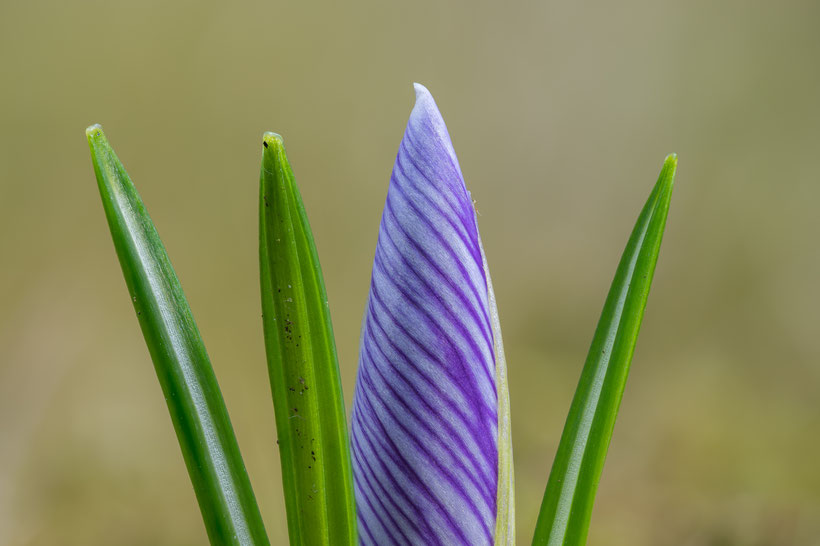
[263,141,268,148]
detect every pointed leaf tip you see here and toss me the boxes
[86,124,104,139]
[262,131,284,151]
[660,153,678,185]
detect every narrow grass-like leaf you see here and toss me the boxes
[86,125,270,546]
[259,133,356,545]
[532,155,677,546]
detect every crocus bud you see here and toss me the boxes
[351,84,514,546]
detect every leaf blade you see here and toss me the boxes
[532,155,677,546]
[259,133,356,546]
[86,125,270,546]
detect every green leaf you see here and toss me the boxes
[532,154,677,546]
[86,125,270,546]
[258,133,357,545]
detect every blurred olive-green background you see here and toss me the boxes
[2,1,819,544]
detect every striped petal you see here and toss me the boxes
[351,84,514,546]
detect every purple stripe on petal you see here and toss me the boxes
[353,396,470,544]
[357,360,495,514]
[352,84,503,545]
[363,307,498,478]
[361,343,496,491]
[352,442,428,542]
[383,177,493,340]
